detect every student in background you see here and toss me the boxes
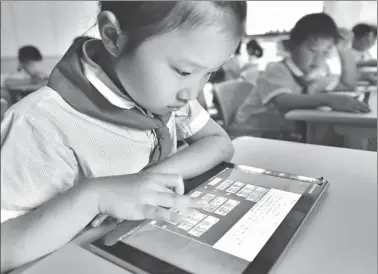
[242,39,264,72]
[350,23,377,85]
[1,1,246,271]
[351,23,377,67]
[232,13,369,143]
[222,42,244,80]
[240,39,264,85]
[277,38,290,58]
[3,45,48,104]
[3,45,48,88]
[245,39,263,63]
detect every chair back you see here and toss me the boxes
[1,98,9,120]
[213,80,253,129]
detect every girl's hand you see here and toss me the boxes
[88,172,204,226]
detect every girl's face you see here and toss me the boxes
[290,38,334,75]
[114,27,239,115]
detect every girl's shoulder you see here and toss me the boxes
[6,87,63,117]
[2,87,74,140]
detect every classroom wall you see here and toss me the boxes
[1,1,99,74]
[246,1,324,35]
[324,1,377,29]
[1,1,376,75]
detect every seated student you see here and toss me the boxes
[349,23,377,85]
[277,39,290,58]
[321,27,361,91]
[240,39,264,85]
[232,13,369,142]
[0,1,246,272]
[222,42,245,80]
[3,45,48,88]
[351,23,377,67]
[278,28,359,91]
[244,39,263,64]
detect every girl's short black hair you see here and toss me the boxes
[289,13,341,45]
[352,23,377,39]
[99,1,247,53]
[18,45,43,63]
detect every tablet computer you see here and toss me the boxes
[88,162,329,274]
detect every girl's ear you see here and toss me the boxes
[97,11,127,57]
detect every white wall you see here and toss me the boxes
[1,1,376,74]
[246,1,324,35]
[324,1,377,29]
[1,1,99,58]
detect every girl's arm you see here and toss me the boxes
[1,172,199,273]
[145,118,234,180]
[1,184,98,273]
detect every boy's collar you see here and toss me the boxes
[81,39,137,110]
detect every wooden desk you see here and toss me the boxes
[11,137,377,274]
[285,88,377,148]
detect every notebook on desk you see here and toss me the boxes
[87,162,329,274]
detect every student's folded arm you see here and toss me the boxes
[256,63,336,111]
[357,59,377,67]
[271,93,332,111]
[145,101,234,180]
[0,113,99,273]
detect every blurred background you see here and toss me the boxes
[1,1,376,74]
[1,1,377,150]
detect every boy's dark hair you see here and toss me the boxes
[99,1,247,54]
[18,45,43,63]
[246,39,263,58]
[289,13,341,45]
[352,23,377,39]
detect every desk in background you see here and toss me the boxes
[285,87,377,149]
[6,82,47,104]
[11,137,377,274]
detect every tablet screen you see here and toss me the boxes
[118,166,319,274]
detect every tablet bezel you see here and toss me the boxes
[88,162,329,274]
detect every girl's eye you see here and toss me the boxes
[175,68,191,77]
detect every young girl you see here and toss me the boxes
[1,1,246,271]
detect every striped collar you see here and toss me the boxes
[81,39,136,110]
